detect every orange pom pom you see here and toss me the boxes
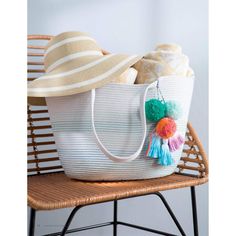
[156,117,176,139]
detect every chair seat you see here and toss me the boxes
[28,172,208,210]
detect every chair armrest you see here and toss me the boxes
[176,122,209,178]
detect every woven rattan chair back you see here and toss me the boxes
[27,35,63,175]
[27,35,208,177]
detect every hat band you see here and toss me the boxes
[46,50,103,72]
[45,36,96,56]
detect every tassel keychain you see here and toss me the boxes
[145,81,184,166]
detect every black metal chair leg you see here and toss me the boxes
[191,186,199,236]
[60,206,83,236]
[155,193,186,236]
[113,200,118,236]
[29,208,36,236]
[30,189,200,236]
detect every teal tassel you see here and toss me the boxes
[146,131,161,158]
[158,139,174,166]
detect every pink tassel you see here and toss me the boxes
[168,133,184,152]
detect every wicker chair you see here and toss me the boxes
[28,35,208,236]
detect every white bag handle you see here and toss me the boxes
[91,81,157,162]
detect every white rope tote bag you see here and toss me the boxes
[46,76,194,181]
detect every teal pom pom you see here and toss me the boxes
[165,101,182,120]
[145,99,166,122]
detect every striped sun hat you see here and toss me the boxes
[28,31,142,105]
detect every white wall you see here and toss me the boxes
[28,0,208,235]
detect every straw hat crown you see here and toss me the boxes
[28,31,142,105]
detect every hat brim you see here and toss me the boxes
[28,54,142,106]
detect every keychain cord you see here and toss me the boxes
[156,80,166,104]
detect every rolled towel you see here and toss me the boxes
[145,43,182,61]
[134,58,165,84]
[155,43,182,53]
[134,43,194,84]
[112,67,138,84]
